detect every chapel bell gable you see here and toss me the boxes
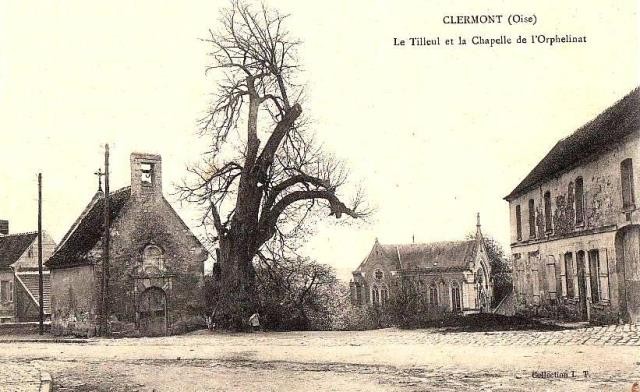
[130,152,162,199]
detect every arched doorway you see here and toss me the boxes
[476,268,490,312]
[138,287,167,336]
[616,225,640,324]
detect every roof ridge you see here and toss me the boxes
[0,231,38,237]
[382,239,473,247]
[111,186,131,194]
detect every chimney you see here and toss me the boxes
[0,220,7,235]
[130,152,162,200]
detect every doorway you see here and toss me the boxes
[138,287,167,336]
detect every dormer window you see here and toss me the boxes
[141,163,154,186]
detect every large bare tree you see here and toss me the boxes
[179,1,368,329]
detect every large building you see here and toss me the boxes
[0,223,56,323]
[505,87,640,324]
[46,152,208,336]
[350,216,492,314]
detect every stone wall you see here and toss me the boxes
[508,135,640,245]
[509,134,640,323]
[105,195,206,330]
[50,265,97,336]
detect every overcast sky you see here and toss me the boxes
[1,0,638,280]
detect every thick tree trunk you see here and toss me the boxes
[218,234,257,330]
[215,91,263,330]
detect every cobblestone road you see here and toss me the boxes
[389,324,640,346]
[0,325,638,391]
[0,361,44,392]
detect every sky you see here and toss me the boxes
[1,0,638,280]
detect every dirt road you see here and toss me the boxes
[1,328,639,391]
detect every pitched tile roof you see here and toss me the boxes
[46,187,131,268]
[357,240,477,272]
[0,232,38,269]
[505,87,640,201]
[393,240,477,271]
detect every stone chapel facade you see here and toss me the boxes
[46,152,208,336]
[350,217,492,314]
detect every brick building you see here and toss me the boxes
[504,87,640,324]
[0,221,56,323]
[46,152,208,336]
[350,216,492,314]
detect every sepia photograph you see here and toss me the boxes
[0,0,639,390]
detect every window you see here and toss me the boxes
[545,256,557,298]
[575,177,585,225]
[374,269,384,280]
[355,283,362,304]
[515,205,522,241]
[429,284,438,306]
[621,158,635,209]
[589,249,609,302]
[514,254,526,303]
[371,286,380,305]
[530,252,540,304]
[142,245,164,274]
[588,250,600,302]
[380,287,388,305]
[27,246,33,258]
[528,199,536,238]
[544,191,552,233]
[564,253,574,297]
[141,163,154,185]
[451,282,462,312]
[0,280,13,303]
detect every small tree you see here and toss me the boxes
[385,279,448,329]
[254,255,340,330]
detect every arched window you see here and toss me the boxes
[142,245,164,274]
[429,284,438,306]
[371,285,380,305]
[451,282,462,312]
[380,287,388,305]
[355,282,363,304]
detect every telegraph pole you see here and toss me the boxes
[101,145,111,336]
[37,173,44,335]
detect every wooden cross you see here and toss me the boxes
[94,168,105,191]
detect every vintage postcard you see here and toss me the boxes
[0,0,639,390]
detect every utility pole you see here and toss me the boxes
[37,173,44,335]
[100,145,111,336]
